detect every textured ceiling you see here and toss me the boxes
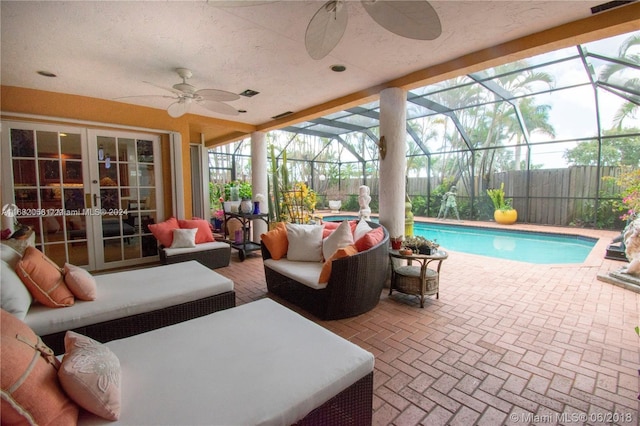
[0,0,634,143]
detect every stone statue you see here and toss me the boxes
[358,185,371,221]
[437,186,461,221]
[623,217,640,276]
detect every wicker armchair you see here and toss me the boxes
[262,222,389,320]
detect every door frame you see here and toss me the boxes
[2,120,165,271]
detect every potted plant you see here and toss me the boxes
[487,182,517,225]
[403,235,439,255]
[238,181,252,200]
[237,181,253,214]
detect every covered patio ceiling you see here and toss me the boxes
[280,33,640,156]
[1,1,639,146]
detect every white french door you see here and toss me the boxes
[1,121,163,271]
[86,129,162,270]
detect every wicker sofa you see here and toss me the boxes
[261,222,389,320]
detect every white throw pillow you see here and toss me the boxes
[353,219,373,242]
[286,224,323,262]
[0,243,22,268]
[1,259,33,320]
[63,263,98,301]
[170,228,197,248]
[322,220,354,261]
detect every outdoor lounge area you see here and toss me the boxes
[218,220,639,425]
[2,2,639,424]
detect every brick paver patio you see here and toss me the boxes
[215,220,639,425]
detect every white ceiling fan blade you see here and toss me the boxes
[143,81,184,96]
[167,99,191,118]
[305,0,348,60]
[196,88,241,102]
[114,94,176,100]
[197,99,240,116]
[361,0,441,40]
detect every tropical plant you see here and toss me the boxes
[268,145,318,223]
[613,168,640,221]
[486,182,513,211]
[598,33,640,130]
[209,182,224,209]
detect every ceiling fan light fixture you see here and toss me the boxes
[240,89,260,97]
[167,100,190,118]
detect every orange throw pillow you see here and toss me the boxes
[148,217,179,247]
[354,227,385,252]
[1,309,80,425]
[178,219,215,244]
[318,245,357,284]
[16,246,74,308]
[260,222,288,260]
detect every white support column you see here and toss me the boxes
[378,87,407,239]
[251,132,268,241]
[170,132,185,220]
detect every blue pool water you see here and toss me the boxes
[321,216,596,264]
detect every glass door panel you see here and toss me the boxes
[2,123,91,268]
[88,130,161,269]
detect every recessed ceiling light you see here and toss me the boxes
[330,65,346,72]
[240,89,260,97]
[37,70,57,77]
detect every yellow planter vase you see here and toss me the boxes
[494,209,517,225]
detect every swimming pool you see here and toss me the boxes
[321,216,596,264]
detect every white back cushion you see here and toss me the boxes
[286,224,323,262]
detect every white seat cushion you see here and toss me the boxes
[264,258,325,289]
[24,261,233,336]
[77,299,374,426]
[161,241,229,257]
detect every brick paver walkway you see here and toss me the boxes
[215,221,639,426]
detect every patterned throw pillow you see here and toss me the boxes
[58,331,121,420]
[1,309,79,424]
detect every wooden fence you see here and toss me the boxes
[313,166,626,227]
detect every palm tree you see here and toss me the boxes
[598,33,640,129]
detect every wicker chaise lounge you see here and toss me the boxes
[76,299,374,425]
[261,222,389,320]
[23,260,235,354]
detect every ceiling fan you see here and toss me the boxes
[213,0,441,60]
[120,68,240,118]
[305,0,442,60]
